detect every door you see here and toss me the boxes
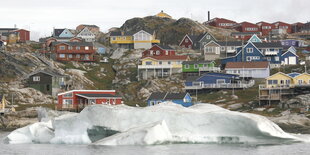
[288,57,296,65]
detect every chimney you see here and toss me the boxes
[208,11,210,21]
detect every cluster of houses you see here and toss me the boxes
[40,24,103,62]
[0,28,30,44]
[204,17,310,40]
[2,12,310,111]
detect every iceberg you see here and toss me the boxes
[5,102,309,145]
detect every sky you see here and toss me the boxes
[1,0,309,41]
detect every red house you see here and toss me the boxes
[291,22,304,33]
[50,42,95,62]
[234,22,260,33]
[205,18,237,29]
[179,34,198,49]
[142,44,175,57]
[273,21,292,34]
[57,90,123,111]
[13,29,30,43]
[256,22,275,36]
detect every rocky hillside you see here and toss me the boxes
[118,16,236,45]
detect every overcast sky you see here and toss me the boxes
[1,0,309,41]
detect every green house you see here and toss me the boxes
[182,61,220,78]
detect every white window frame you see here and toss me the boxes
[247,48,253,53]
[194,64,199,69]
[185,64,190,69]
[33,76,40,82]
[217,79,226,84]
[63,99,73,105]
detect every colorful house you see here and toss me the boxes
[291,22,304,33]
[109,30,160,49]
[133,30,160,49]
[76,24,100,34]
[259,72,310,104]
[184,72,255,91]
[147,92,192,107]
[26,69,67,96]
[247,34,262,43]
[221,41,283,68]
[142,44,175,57]
[273,21,292,34]
[76,27,95,42]
[256,22,275,36]
[179,32,217,50]
[155,10,172,19]
[234,22,260,33]
[57,90,122,111]
[50,42,95,62]
[225,61,270,79]
[182,60,220,78]
[53,28,75,38]
[280,40,300,47]
[204,18,237,29]
[13,29,30,43]
[281,46,299,65]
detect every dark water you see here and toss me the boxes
[1,132,310,155]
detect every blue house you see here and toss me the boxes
[221,41,283,68]
[53,28,74,38]
[185,72,255,90]
[280,40,300,47]
[147,92,193,107]
[248,34,262,43]
[281,46,299,65]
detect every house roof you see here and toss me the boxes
[165,93,188,100]
[253,42,283,48]
[76,93,120,99]
[182,60,213,65]
[0,28,18,31]
[143,55,188,60]
[147,92,167,100]
[217,41,243,46]
[231,32,261,35]
[51,41,93,47]
[53,29,65,37]
[225,61,269,69]
[110,31,133,36]
[148,92,188,100]
[27,69,65,78]
[287,72,301,78]
[80,24,99,28]
[154,44,174,50]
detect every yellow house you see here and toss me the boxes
[292,73,310,85]
[155,10,172,19]
[265,72,293,88]
[109,31,133,44]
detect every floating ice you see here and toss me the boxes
[5,102,309,145]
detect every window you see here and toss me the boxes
[168,61,171,65]
[221,47,225,51]
[166,51,169,55]
[89,99,96,104]
[159,61,162,65]
[188,45,192,49]
[286,80,291,85]
[194,64,199,69]
[275,56,279,61]
[112,37,116,40]
[63,99,73,105]
[59,46,65,50]
[246,56,252,61]
[64,93,73,97]
[217,79,226,84]
[146,61,152,65]
[76,46,80,50]
[267,57,271,61]
[156,50,160,55]
[298,80,303,85]
[150,101,155,106]
[185,38,189,43]
[247,48,253,53]
[206,35,210,39]
[68,54,73,58]
[68,46,72,50]
[76,54,80,58]
[185,64,190,69]
[33,76,40,81]
[85,54,90,60]
[59,54,65,58]
[85,46,89,50]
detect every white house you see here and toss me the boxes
[76,27,95,42]
[133,30,158,49]
[225,61,270,79]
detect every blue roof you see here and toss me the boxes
[287,72,301,78]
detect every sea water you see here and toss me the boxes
[1,131,310,155]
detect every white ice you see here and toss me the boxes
[5,102,309,145]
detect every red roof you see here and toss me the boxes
[142,55,189,60]
[225,61,269,69]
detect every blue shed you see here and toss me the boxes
[147,92,193,107]
[281,50,299,65]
